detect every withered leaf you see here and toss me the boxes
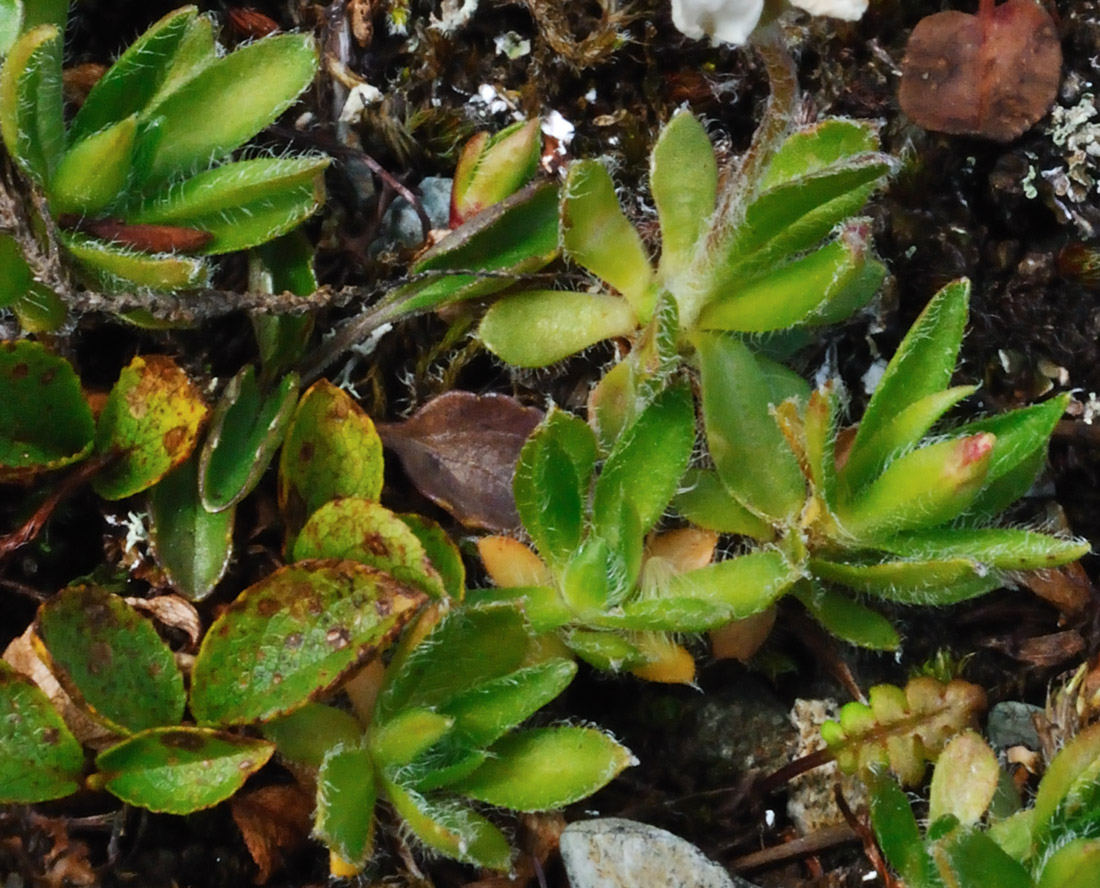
[231,783,314,884]
[899,0,1062,143]
[378,391,543,530]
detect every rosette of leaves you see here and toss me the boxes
[684,278,1088,650]
[0,5,328,294]
[264,603,635,874]
[479,106,893,368]
[472,368,803,684]
[867,722,1100,887]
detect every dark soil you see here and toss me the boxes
[5,1,1100,886]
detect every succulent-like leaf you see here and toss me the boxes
[0,234,31,308]
[697,225,883,333]
[149,454,234,601]
[262,702,363,768]
[0,340,94,481]
[821,677,987,785]
[810,557,999,605]
[67,6,202,142]
[928,730,1000,827]
[1038,838,1100,888]
[382,779,512,869]
[934,828,1032,888]
[50,115,138,215]
[292,498,447,599]
[277,379,384,550]
[513,410,596,568]
[450,120,540,225]
[565,628,646,671]
[852,279,969,458]
[92,354,208,500]
[199,366,298,512]
[190,560,424,725]
[694,332,806,522]
[796,585,900,650]
[759,118,881,190]
[130,156,330,253]
[0,660,84,803]
[868,775,940,886]
[480,288,638,367]
[60,230,211,292]
[592,381,695,536]
[136,32,318,183]
[91,727,274,814]
[561,159,656,319]
[0,24,63,185]
[651,110,717,282]
[451,727,634,811]
[369,708,454,766]
[9,281,66,332]
[316,745,378,869]
[875,528,1089,572]
[34,584,186,733]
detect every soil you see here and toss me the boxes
[5,1,1100,886]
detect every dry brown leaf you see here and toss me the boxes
[1020,561,1095,618]
[231,783,314,884]
[125,594,202,650]
[709,607,777,662]
[3,626,117,748]
[899,0,1062,142]
[378,391,543,530]
[349,0,374,46]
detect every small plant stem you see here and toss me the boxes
[299,295,408,385]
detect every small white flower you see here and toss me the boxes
[671,0,867,46]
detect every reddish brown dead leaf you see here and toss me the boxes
[1020,561,1095,618]
[986,628,1085,666]
[231,783,314,884]
[899,0,1062,142]
[349,0,374,47]
[378,391,543,530]
[227,8,281,38]
[56,215,213,253]
[125,594,202,650]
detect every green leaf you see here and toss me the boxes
[875,528,1089,572]
[593,381,695,535]
[651,110,716,282]
[136,32,318,183]
[277,379,384,550]
[697,226,884,333]
[479,289,637,367]
[92,354,209,500]
[130,156,330,254]
[49,114,138,215]
[565,628,646,671]
[450,120,541,224]
[68,6,203,143]
[852,279,969,459]
[512,410,595,568]
[561,159,656,319]
[868,775,940,886]
[10,282,66,332]
[0,24,63,186]
[836,434,994,540]
[0,660,84,804]
[804,383,839,511]
[92,727,273,814]
[383,779,512,869]
[928,730,1000,827]
[392,181,560,312]
[0,1,22,56]
[1032,722,1100,842]
[796,585,899,650]
[249,230,319,379]
[0,340,94,481]
[59,230,211,293]
[190,559,424,725]
[376,604,532,723]
[464,585,572,633]
[560,537,613,615]
[671,469,776,539]
[292,498,446,599]
[315,744,377,867]
[262,702,364,768]
[399,513,466,600]
[451,727,634,811]
[841,386,977,497]
[369,708,454,766]
[809,557,999,605]
[0,233,32,308]
[935,828,1032,888]
[760,119,881,190]
[199,366,298,512]
[34,584,186,734]
[438,659,577,750]
[1038,838,1100,888]
[149,454,234,601]
[694,332,806,521]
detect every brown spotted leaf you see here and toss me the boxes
[92,354,208,500]
[899,0,1062,143]
[378,391,543,530]
[277,380,384,551]
[189,559,425,725]
[34,584,186,735]
[91,727,274,815]
[231,783,314,884]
